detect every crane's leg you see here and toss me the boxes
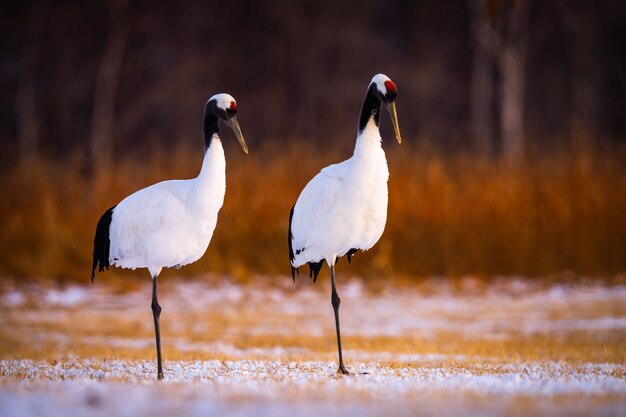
[330,264,350,375]
[151,275,164,380]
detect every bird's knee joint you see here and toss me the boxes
[331,292,341,309]
[151,301,162,317]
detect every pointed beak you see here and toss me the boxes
[385,102,402,144]
[226,115,248,154]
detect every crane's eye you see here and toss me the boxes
[226,101,237,117]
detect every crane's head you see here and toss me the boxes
[205,93,248,153]
[370,74,402,144]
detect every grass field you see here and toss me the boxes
[1,139,625,416]
[1,276,625,416]
[1,145,625,281]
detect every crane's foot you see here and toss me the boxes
[337,365,351,376]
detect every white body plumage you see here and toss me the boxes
[109,138,226,278]
[91,92,248,282]
[287,73,401,375]
[290,119,389,268]
[289,74,401,274]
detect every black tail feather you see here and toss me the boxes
[288,204,297,282]
[309,261,324,283]
[91,205,116,283]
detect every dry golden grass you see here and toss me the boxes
[0,142,625,282]
[2,318,624,365]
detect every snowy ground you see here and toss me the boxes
[1,276,625,416]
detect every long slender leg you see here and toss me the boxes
[330,264,350,375]
[151,276,164,380]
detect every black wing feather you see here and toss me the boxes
[346,248,358,263]
[91,205,116,283]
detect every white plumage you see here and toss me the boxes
[91,93,248,380]
[290,120,390,268]
[288,74,402,375]
[109,139,226,278]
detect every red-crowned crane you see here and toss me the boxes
[91,93,248,380]
[288,74,402,375]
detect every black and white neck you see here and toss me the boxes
[357,73,398,138]
[358,83,383,135]
[203,108,220,150]
[196,92,248,181]
[356,74,398,148]
[202,93,240,151]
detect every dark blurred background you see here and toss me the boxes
[1,0,625,282]
[1,0,625,164]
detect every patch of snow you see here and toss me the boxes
[1,359,625,393]
[44,287,92,307]
[2,291,25,307]
[1,360,625,417]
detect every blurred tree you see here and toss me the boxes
[557,0,600,148]
[496,0,531,163]
[90,0,128,172]
[469,0,497,157]
[1,0,625,163]
[471,0,531,163]
[17,1,46,173]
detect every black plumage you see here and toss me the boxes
[91,205,115,283]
